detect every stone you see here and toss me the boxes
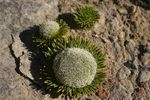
[139,87,146,97]
[19,53,33,80]
[12,36,28,58]
[118,31,125,46]
[0,80,9,97]
[109,84,132,100]
[117,66,131,80]
[97,88,110,99]
[11,35,35,81]
[142,53,150,67]
[118,8,128,15]
[125,40,136,59]
[0,0,59,100]
[144,80,150,99]
[140,71,150,82]
[98,12,106,26]
[120,79,134,93]
[124,60,137,69]
[94,12,106,34]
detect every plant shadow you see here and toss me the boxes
[58,13,79,29]
[130,0,150,10]
[19,25,61,98]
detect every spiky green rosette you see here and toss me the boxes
[33,36,105,97]
[73,6,100,29]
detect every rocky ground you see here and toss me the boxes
[0,0,150,100]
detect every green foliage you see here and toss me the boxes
[73,6,100,29]
[53,48,97,88]
[56,19,70,40]
[33,35,105,97]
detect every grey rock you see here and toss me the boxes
[124,40,136,59]
[19,53,33,80]
[0,80,10,96]
[11,36,34,80]
[140,70,150,82]
[124,60,137,69]
[12,36,28,57]
[117,66,134,93]
[114,42,121,61]
[118,31,125,46]
[0,0,59,100]
[109,84,132,100]
[117,66,131,80]
[120,79,134,93]
[142,53,150,67]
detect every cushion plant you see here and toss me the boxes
[73,6,100,29]
[39,20,60,38]
[33,35,105,97]
[38,20,69,40]
[53,48,97,88]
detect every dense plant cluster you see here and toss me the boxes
[73,6,100,29]
[33,34,105,97]
[32,5,105,98]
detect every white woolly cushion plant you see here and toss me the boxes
[33,36,105,97]
[39,20,60,38]
[34,20,69,46]
[53,48,97,88]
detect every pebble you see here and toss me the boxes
[125,40,136,59]
[142,53,150,67]
[110,84,132,100]
[139,87,146,97]
[140,71,150,82]
[12,37,27,58]
[120,79,134,93]
[97,88,110,99]
[98,12,106,25]
[117,66,131,80]
[124,60,137,69]
[118,31,125,45]
[9,81,16,89]
[118,8,128,15]
[20,53,33,80]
